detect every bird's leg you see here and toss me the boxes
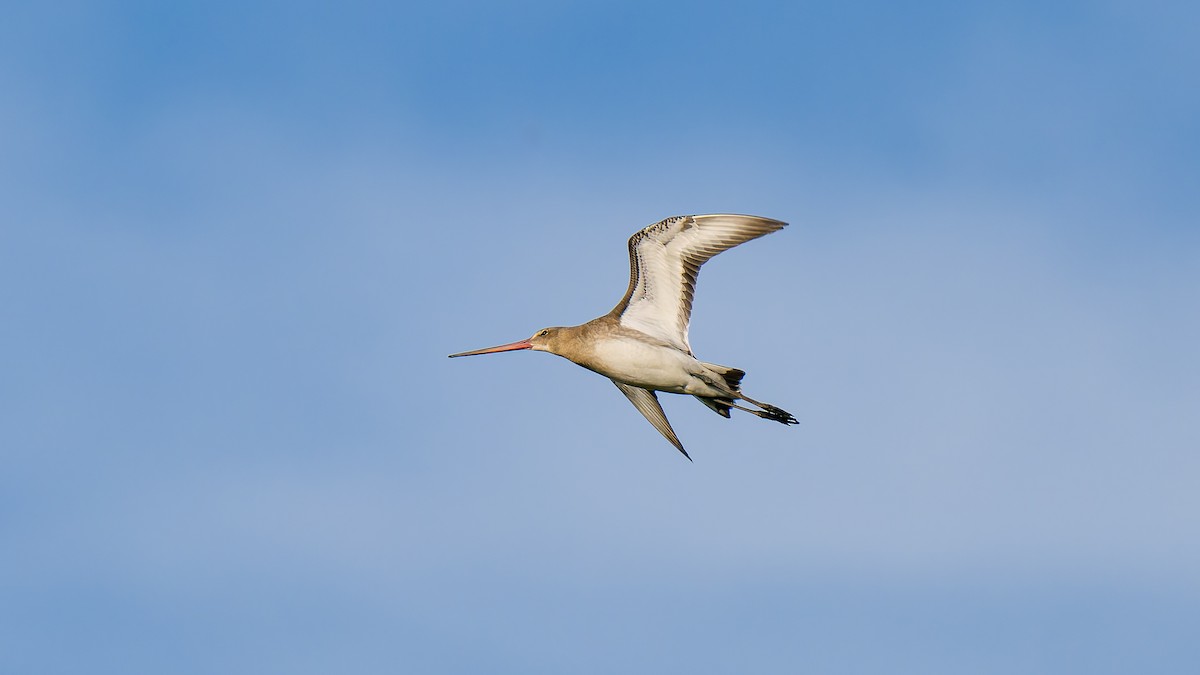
[734,394,799,425]
[727,401,774,419]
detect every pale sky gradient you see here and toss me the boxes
[2,1,1198,673]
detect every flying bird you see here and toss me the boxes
[449,214,797,460]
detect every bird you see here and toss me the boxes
[448,214,797,460]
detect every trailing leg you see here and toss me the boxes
[736,394,799,425]
[693,395,798,425]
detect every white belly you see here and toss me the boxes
[585,337,721,395]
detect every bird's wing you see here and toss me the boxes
[612,380,691,460]
[608,214,787,354]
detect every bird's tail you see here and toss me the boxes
[700,362,745,392]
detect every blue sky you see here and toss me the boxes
[2,1,1198,673]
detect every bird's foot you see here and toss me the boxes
[759,404,798,425]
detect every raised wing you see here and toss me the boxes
[608,214,786,353]
[612,380,691,460]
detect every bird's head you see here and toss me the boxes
[529,326,569,353]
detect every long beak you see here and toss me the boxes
[448,338,533,358]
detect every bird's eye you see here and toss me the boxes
[539,330,549,337]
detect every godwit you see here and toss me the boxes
[449,214,797,460]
